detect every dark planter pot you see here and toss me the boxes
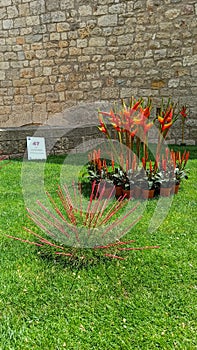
[141,188,155,199]
[171,183,180,195]
[160,187,172,197]
[115,185,123,199]
[122,189,134,199]
[98,182,115,199]
[133,186,141,199]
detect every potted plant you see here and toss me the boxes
[111,168,124,198]
[131,166,154,199]
[122,176,135,199]
[87,163,114,199]
[141,160,157,199]
[128,167,144,199]
[155,169,175,197]
[172,166,189,194]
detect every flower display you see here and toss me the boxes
[92,97,190,198]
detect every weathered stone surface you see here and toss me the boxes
[151,80,166,89]
[0,0,196,145]
[98,14,118,27]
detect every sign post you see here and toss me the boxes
[27,137,47,160]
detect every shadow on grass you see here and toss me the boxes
[35,244,117,272]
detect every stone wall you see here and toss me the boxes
[0,0,196,144]
[0,125,105,158]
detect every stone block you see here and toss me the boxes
[183,55,197,66]
[47,101,62,113]
[13,79,30,87]
[165,9,180,19]
[151,80,166,89]
[98,14,118,27]
[154,49,167,60]
[0,62,9,70]
[79,5,92,16]
[101,87,119,99]
[0,106,11,114]
[0,0,11,6]
[3,19,13,29]
[89,37,106,47]
[51,11,66,23]
[34,94,46,103]
[20,68,34,79]
[7,5,18,18]
[57,22,70,32]
[18,4,30,17]
[30,0,45,15]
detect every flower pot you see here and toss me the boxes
[160,187,171,197]
[115,185,123,199]
[171,183,180,195]
[98,182,115,198]
[122,189,134,199]
[141,188,155,199]
[133,186,141,199]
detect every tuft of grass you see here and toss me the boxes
[0,152,197,349]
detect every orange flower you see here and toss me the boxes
[185,151,190,161]
[161,121,173,131]
[132,155,137,171]
[149,160,152,172]
[141,106,151,119]
[132,100,141,111]
[130,129,138,137]
[133,106,153,135]
[164,108,173,123]
[98,118,108,134]
[111,114,122,132]
[158,106,174,134]
[154,160,158,172]
[144,122,153,133]
[162,158,167,172]
[142,157,146,169]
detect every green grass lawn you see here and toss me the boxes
[0,148,197,349]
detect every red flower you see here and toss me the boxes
[158,107,174,133]
[142,157,146,169]
[111,113,122,132]
[132,155,137,171]
[162,158,167,172]
[180,106,187,118]
[141,106,151,119]
[132,100,141,111]
[130,129,138,137]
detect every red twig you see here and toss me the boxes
[104,254,125,260]
[118,245,160,251]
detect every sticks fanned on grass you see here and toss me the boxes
[8,183,159,260]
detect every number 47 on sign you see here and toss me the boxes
[27,136,47,160]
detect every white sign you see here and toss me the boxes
[27,137,47,160]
